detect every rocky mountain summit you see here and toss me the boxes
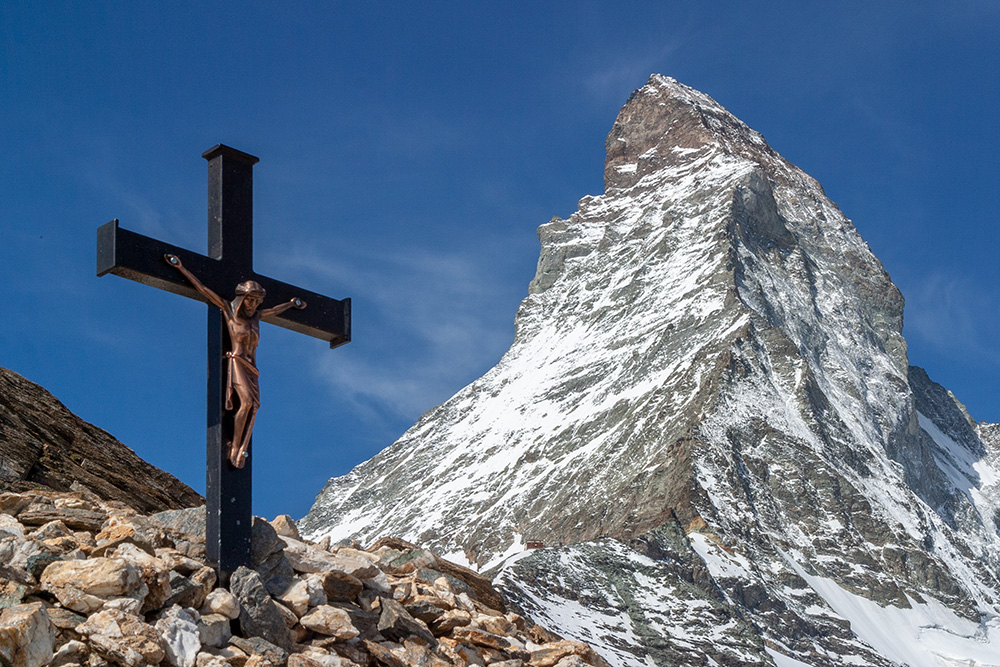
[0,367,201,513]
[0,487,603,667]
[301,75,1000,666]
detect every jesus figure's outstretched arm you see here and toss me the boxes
[164,254,229,313]
[259,298,307,318]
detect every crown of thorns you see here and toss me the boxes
[235,280,266,297]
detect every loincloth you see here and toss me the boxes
[225,352,260,410]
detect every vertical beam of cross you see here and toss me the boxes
[205,145,257,583]
[97,144,351,583]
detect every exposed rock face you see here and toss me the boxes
[0,488,597,667]
[0,366,202,513]
[302,76,1000,665]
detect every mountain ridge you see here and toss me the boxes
[0,365,202,513]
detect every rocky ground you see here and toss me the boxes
[0,488,606,667]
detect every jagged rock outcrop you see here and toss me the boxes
[0,488,603,667]
[302,76,1000,665]
[0,367,201,513]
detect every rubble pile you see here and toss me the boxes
[0,489,608,667]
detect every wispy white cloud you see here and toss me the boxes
[904,272,1000,366]
[581,39,685,106]
[75,135,202,250]
[372,111,474,160]
[271,240,525,432]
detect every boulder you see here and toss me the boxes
[155,605,202,667]
[270,515,300,540]
[0,514,25,538]
[76,607,165,667]
[452,626,528,660]
[375,548,437,576]
[49,639,88,666]
[0,563,36,610]
[299,605,359,641]
[362,640,409,667]
[278,537,341,575]
[197,613,232,649]
[164,566,214,610]
[0,602,55,667]
[150,507,206,559]
[45,606,87,634]
[154,548,204,575]
[112,542,172,612]
[433,558,507,612]
[530,640,607,667]
[228,635,288,665]
[17,504,107,532]
[317,569,362,602]
[429,608,471,634]
[287,654,325,667]
[200,587,240,620]
[274,577,311,617]
[40,557,145,613]
[230,566,293,651]
[93,514,168,556]
[404,597,447,625]
[377,598,435,645]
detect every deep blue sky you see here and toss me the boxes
[2,3,997,520]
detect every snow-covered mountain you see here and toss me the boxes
[301,75,1000,666]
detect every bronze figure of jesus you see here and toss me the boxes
[165,253,306,468]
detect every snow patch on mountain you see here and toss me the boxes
[783,550,1000,667]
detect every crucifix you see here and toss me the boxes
[97,144,351,582]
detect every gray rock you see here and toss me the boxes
[251,517,284,568]
[197,613,232,649]
[327,602,380,641]
[44,606,86,632]
[0,563,36,610]
[50,639,88,666]
[229,565,293,651]
[150,506,206,559]
[404,598,446,624]
[377,597,435,645]
[17,506,106,532]
[164,570,202,609]
[318,569,362,602]
[361,640,408,667]
[228,635,288,665]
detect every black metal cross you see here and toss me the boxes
[97,144,350,582]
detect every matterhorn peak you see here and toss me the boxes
[604,74,774,190]
[303,77,1000,666]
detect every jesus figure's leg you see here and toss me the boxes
[232,407,257,468]
[230,385,256,468]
